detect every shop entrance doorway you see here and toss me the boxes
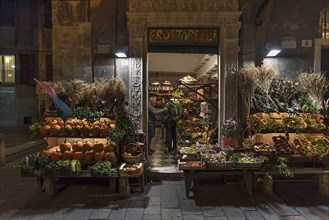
[147,52,219,172]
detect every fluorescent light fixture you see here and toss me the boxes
[115,52,127,58]
[266,49,281,57]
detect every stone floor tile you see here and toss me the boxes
[107,208,127,220]
[243,210,266,220]
[266,202,299,216]
[47,208,72,220]
[89,208,111,220]
[177,184,188,200]
[180,199,202,215]
[239,206,257,211]
[222,206,246,219]
[201,206,225,217]
[280,216,308,220]
[125,207,144,220]
[204,217,229,220]
[143,214,162,220]
[144,204,161,215]
[148,196,161,205]
[294,207,324,220]
[255,203,281,220]
[309,206,329,220]
[161,185,179,208]
[183,214,205,220]
[128,199,146,208]
[66,208,93,220]
[162,208,183,220]
[146,184,162,197]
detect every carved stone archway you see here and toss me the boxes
[127,0,241,135]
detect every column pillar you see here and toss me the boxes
[221,23,241,120]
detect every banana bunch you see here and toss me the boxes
[198,132,208,142]
[183,99,193,105]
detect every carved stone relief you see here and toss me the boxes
[224,39,239,75]
[128,0,238,12]
[129,58,143,130]
[223,23,241,39]
[128,22,146,38]
[53,1,73,25]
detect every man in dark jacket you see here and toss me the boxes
[148,96,166,154]
[165,98,182,153]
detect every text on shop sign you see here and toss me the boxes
[148,28,218,45]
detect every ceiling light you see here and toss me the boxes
[115,52,127,58]
[151,81,160,85]
[266,49,281,57]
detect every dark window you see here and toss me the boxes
[20,54,36,86]
[45,54,52,81]
[0,0,15,26]
[44,0,52,28]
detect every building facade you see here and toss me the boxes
[0,0,328,133]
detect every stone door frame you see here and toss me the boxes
[127,6,241,140]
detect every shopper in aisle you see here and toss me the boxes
[165,98,182,153]
[148,96,167,155]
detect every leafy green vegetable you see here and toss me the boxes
[72,106,100,123]
[298,94,320,113]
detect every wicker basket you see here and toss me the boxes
[206,161,233,169]
[234,161,263,168]
[122,143,143,164]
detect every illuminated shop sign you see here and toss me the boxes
[148,28,218,45]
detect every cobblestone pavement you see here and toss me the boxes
[1,159,328,220]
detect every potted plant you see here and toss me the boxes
[221,118,242,149]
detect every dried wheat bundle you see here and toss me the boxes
[65,79,88,108]
[35,84,52,116]
[86,82,104,111]
[256,63,279,94]
[103,78,116,108]
[113,78,126,98]
[298,71,329,104]
[237,65,259,101]
[49,80,65,97]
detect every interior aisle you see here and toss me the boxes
[148,127,181,173]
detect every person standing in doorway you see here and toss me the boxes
[165,98,182,153]
[148,96,166,155]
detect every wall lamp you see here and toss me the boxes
[115,52,127,58]
[266,49,281,57]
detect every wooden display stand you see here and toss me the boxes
[249,112,329,197]
[179,165,257,198]
[25,116,145,198]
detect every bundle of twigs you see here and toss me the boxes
[35,77,127,117]
[297,71,329,105]
[35,84,52,117]
[237,65,259,114]
[105,78,126,111]
[256,63,279,94]
[86,80,105,111]
[65,79,88,109]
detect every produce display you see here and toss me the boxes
[46,159,81,176]
[272,135,294,155]
[39,117,115,138]
[293,135,329,158]
[254,143,277,156]
[119,163,143,177]
[91,161,117,176]
[23,115,145,179]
